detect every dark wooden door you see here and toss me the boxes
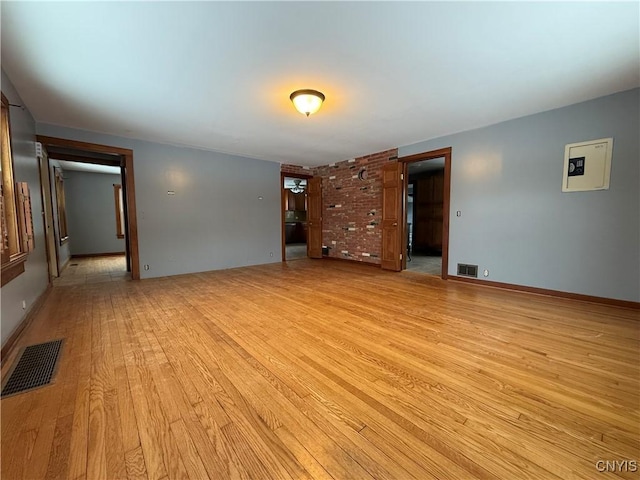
[306,177,322,258]
[413,171,444,254]
[381,162,402,271]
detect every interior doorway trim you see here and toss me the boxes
[399,147,452,279]
[280,171,313,262]
[37,152,58,281]
[36,135,140,280]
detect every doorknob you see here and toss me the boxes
[392,222,398,226]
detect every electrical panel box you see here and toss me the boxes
[562,138,613,192]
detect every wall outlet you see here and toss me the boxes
[144,264,150,271]
[483,269,489,277]
[270,252,273,257]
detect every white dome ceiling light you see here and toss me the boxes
[290,89,325,117]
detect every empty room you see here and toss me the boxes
[1,2,638,479]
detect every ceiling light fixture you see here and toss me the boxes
[290,89,325,117]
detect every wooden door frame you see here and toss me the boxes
[36,136,140,280]
[37,148,58,281]
[399,147,452,279]
[280,171,313,262]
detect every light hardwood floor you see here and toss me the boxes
[1,259,638,479]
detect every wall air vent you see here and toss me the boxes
[457,263,478,278]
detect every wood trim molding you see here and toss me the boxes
[113,184,125,239]
[449,275,640,310]
[123,153,139,280]
[71,252,126,258]
[400,147,452,164]
[280,172,286,262]
[441,152,451,280]
[281,171,314,180]
[0,285,52,361]
[0,253,27,287]
[36,135,133,156]
[36,136,140,280]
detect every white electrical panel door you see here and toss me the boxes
[562,138,613,192]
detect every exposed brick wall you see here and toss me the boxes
[314,148,398,264]
[281,148,398,265]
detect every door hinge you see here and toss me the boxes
[401,173,404,180]
[400,253,403,260]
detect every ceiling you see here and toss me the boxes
[408,157,445,176]
[42,142,123,174]
[2,2,638,168]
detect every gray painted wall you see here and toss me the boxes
[400,88,640,302]
[49,159,71,268]
[65,171,125,256]
[36,124,283,279]
[1,70,49,346]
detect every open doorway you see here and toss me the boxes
[399,147,451,278]
[406,158,445,275]
[282,175,309,261]
[50,159,128,284]
[37,136,140,280]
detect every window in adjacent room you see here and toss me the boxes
[113,184,125,238]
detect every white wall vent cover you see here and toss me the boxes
[562,138,613,192]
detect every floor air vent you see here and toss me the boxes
[1,339,63,397]
[457,263,478,278]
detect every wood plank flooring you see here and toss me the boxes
[53,255,128,286]
[2,258,638,479]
